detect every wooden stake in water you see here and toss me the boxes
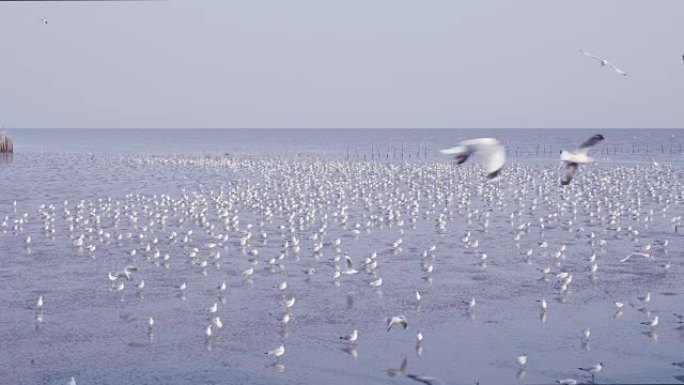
[0,133,13,153]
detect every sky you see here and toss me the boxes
[0,0,683,129]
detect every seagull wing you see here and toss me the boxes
[440,144,471,164]
[577,134,605,152]
[475,139,506,178]
[580,49,606,62]
[442,138,506,179]
[406,374,445,385]
[606,62,628,76]
[560,163,578,186]
[345,255,353,270]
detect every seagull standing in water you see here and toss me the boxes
[580,49,628,76]
[560,134,605,185]
[440,138,506,180]
[578,362,603,381]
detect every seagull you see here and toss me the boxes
[386,314,408,331]
[66,377,76,385]
[406,374,446,385]
[638,292,651,304]
[641,315,659,328]
[578,362,603,380]
[581,327,591,341]
[342,255,359,275]
[266,344,285,357]
[206,302,218,314]
[538,296,547,311]
[40,18,48,25]
[339,329,358,342]
[465,297,476,310]
[440,138,506,179]
[619,252,652,263]
[284,297,296,308]
[517,353,527,368]
[560,134,605,185]
[580,49,628,76]
[36,295,43,310]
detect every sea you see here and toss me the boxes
[1,129,683,385]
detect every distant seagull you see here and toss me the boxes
[40,18,48,25]
[440,138,506,180]
[340,329,358,342]
[386,314,408,331]
[342,255,359,275]
[580,49,627,76]
[578,362,603,380]
[517,353,527,368]
[641,315,659,328]
[620,252,652,263]
[560,134,605,185]
[266,344,285,357]
[406,374,446,385]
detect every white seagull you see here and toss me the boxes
[440,138,506,180]
[266,344,285,357]
[580,49,628,76]
[386,314,408,331]
[578,362,603,379]
[339,329,358,342]
[560,134,605,185]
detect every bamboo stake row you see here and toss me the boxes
[0,133,13,153]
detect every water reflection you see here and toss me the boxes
[0,153,12,167]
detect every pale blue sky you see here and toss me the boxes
[1,0,683,128]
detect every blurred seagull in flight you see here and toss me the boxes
[580,49,628,76]
[386,314,408,331]
[560,134,604,185]
[440,138,506,180]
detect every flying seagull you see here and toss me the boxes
[560,134,604,185]
[386,314,408,331]
[580,49,627,76]
[440,138,506,180]
[41,18,48,25]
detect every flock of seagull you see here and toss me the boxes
[3,133,684,385]
[440,133,605,186]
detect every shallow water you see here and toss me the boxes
[1,129,683,385]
